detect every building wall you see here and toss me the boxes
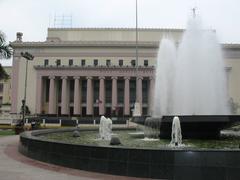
[0,66,12,115]
[10,28,240,115]
[47,28,183,42]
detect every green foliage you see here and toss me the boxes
[0,31,12,80]
[0,31,13,59]
[0,130,15,136]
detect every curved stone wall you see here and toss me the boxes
[19,128,240,180]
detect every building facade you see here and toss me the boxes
[10,28,240,117]
[0,66,12,116]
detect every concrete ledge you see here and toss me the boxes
[19,128,240,180]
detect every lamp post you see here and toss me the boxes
[133,0,141,116]
[20,52,34,123]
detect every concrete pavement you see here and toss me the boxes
[0,135,151,180]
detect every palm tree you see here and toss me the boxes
[0,31,12,80]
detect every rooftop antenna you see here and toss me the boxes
[53,14,72,28]
[192,7,197,18]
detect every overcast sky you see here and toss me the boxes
[1,0,240,65]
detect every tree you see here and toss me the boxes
[0,31,12,80]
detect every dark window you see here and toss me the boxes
[144,59,148,67]
[81,59,85,66]
[106,59,111,66]
[117,80,124,103]
[45,79,50,102]
[94,59,98,66]
[69,80,74,102]
[119,59,123,66]
[105,80,112,103]
[69,59,73,66]
[0,83,3,93]
[130,80,136,103]
[44,59,49,66]
[142,80,148,103]
[131,60,136,67]
[81,80,87,103]
[93,80,99,103]
[56,59,61,66]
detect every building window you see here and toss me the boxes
[119,59,123,66]
[69,59,73,66]
[144,59,148,67]
[44,59,49,66]
[106,59,111,66]
[131,60,136,67]
[94,59,98,66]
[56,59,61,66]
[0,83,3,93]
[81,59,85,66]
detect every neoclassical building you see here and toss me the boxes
[10,28,240,117]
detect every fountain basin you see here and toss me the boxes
[138,115,240,139]
[19,128,240,180]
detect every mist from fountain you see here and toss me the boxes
[153,16,230,116]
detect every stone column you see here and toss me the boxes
[99,76,105,115]
[111,77,118,113]
[36,75,43,114]
[148,77,155,115]
[136,76,143,115]
[124,76,130,115]
[48,76,56,114]
[73,76,81,115]
[86,76,93,115]
[61,76,69,115]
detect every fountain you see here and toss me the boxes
[169,116,182,147]
[149,14,238,139]
[99,116,112,140]
[18,12,240,180]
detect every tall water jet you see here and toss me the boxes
[154,16,230,116]
[173,16,230,115]
[153,37,177,117]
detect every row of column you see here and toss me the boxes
[37,76,155,116]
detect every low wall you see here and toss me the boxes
[19,128,240,180]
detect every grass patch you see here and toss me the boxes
[0,129,15,136]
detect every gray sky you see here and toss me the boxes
[1,0,240,65]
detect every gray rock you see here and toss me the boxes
[72,130,80,137]
[110,136,121,145]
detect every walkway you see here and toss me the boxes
[0,135,152,180]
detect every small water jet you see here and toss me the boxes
[169,116,183,147]
[144,117,160,139]
[99,116,112,140]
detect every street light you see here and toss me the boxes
[20,52,34,123]
[133,0,141,117]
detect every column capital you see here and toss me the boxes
[61,76,68,80]
[99,76,105,80]
[137,76,143,80]
[124,76,131,80]
[73,76,80,79]
[86,76,93,80]
[149,76,155,80]
[48,76,55,79]
[111,76,118,80]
